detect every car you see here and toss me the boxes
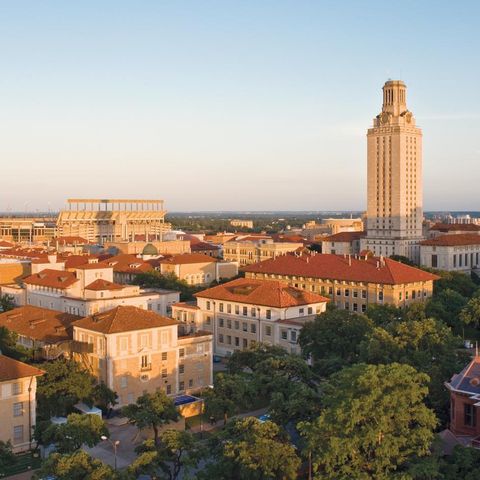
[258,413,271,423]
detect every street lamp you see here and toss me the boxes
[101,435,120,470]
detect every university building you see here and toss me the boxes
[243,252,438,310]
[361,80,424,263]
[171,277,328,356]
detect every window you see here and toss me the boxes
[431,254,438,268]
[205,316,212,326]
[353,303,358,312]
[251,307,256,317]
[464,403,476,427]
[361,304,367,313]
[219,318,224,328]
[234,320,239,330]
[243,338,248,348]
[227,335,232,345]
[235,305,240,315]
[378,291,384,301]
[235,337,239,347]
[162,368,167,378]
[299,308,304,315]
[179,364,185,374]
[120,336,128,352]
[189,379,193,388]
[166,385,172,395]
[265,325,272,336]
[345,302,349,310]
[12,382,23,395]
[266,309,271,319]
[179,348,185,358]
[336,288,341,296]
[242,307,248,316]
[206,301,211,310]
[13,425,24,444]
[179,381,185,391]
[353,290,358,298]
[227,319,232,329]
[227,304,231,313]
[120,376,128,389]
[13,402,23,417]
[141,355,150,369]
[251,324,256,334]
[242,322,248,332]
[281,330,288,340]
[219,303,224,313]
[308,307,313,315]
[219,334,224,343]
[362,290,367,299]
[344,289,350,297]
[291,331,297,342]
[161,352,167,361]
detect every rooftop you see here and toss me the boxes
[160,253,218,265]
[447,356,480,396]
[23,269,78,289]
[195,277,328,308]
[420,234,480,247]
[322,231,366,242]
[430,223,480,233]
[73,305,179,334]
[243,253,439,285]
[0,355,44,382]
[0,306,80,343]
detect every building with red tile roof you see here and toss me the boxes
[173,277,328,356]
[322,231,366,255]
[243,252,438,310]
[0,354,44,452]
[420,234,480,272]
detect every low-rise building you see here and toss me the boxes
[159,253,238,286]
[72,306,212,406]
[427,223,480,239]
[420,235,480,272]
[243,252,439,310]
[223,237,303,267]
[0,355,44,452]
[23,264,179,316]
[101,254,154,284]
[230,219,254,229]
[445,355,480,442]
[321,231,366,255]
[0,306,80,360]
[172,277,328,356]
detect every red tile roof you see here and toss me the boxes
[195,277,328,308]
[23,269,78,289]
[0,355,44,382]
[0,240,15,248]
[84,279,124,291]
[54,236,90,246]
[191,241,220,252]
[60,255,98,269]
[430,223,480,233]
[160,253,218,265]
[101,254,153,274]
[172,302,200,310]
[73,306,179,334]
[243,253,439,285]
[420,234,480,247]
[0,306,80,343]
[322,231,366,242]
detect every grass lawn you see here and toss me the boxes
[1,451,42,477]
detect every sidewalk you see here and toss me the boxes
[188,406,269,434]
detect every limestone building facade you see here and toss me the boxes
[361,80,424,262]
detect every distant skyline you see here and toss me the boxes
[1,1,479,211]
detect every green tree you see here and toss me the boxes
[460,296,480,328]
[41,413,108,454]
[92,382,118,413]
[0,294,15,312]
[227,342,288,374]
[298,309,374,376]
[299,363,437,480]
[200,417,300,480]
[133,271,200,301]
[34,451,118,480]
[425,288,467,330]
[36,358,95,419]
[439,444,480,480]
[123,390,178,445]
[0,326,31,361]
[433,269,479,298]
[0,440,16,471]
[390,254,417,267]
[365,304,404,327]
[130,430,201,480]
[203,372,252,425]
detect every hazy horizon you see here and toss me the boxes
[1,1,479,211]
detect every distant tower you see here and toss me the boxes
[360,80,424,263]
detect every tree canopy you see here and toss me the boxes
[300,363,437,480]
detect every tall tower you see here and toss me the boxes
[361,80,424,263]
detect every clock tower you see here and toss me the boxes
[360,80,424,263]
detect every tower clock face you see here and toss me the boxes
[381,112,390,124]
[405,112,412,123]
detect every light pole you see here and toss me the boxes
[101,435,120,470]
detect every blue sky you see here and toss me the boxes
[0,1,479,211]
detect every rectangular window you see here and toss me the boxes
[464,403,476,427]
[344,289,350,297]
[161,352,167,361]
[307,307,313,315]
[235,337,239,347]
[13,402,23,417]
[179,348,185,358]
[235,305,240,315]
[266,309,271,319]
[219,303,224,313]
[431,254,438,268]
[162,368,167,378]
[166,384,172,395]
[189,379,194,388]
[299,308,304,315]
[378,291,384,301]
[251,324,256,334]
[219,318,224,328]
[361,304,367,313]
[179,364,185,374]
[12,382,23,395]
[243,338,248,348]
[362,290,367,299]
[453,255,457,268]
[353,290,358,298]
[291,331,297,342]
[227,304,232,314]
[251,307,256,317]
[120,376,128,389]
[141,355,150,369]
[234,320,239,330]
[179,381,185,391]
[281,330,288,340]
[242,307,248,316]
[227,319,232,329]
[206,301,211,310]
[227,335,232,344]
[242,322,248,332]
[265,325,272,336]
[205,316,212,326]
[13,425,24,444]
[219,334,224,343]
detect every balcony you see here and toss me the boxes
[140,363,152,372]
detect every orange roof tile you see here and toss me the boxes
[23,269,78,289]
[420,234,480,247]
[160,253,218,265]
[195,277,328,308]
[430,223,480,232]
[243,253,439,285]
[73,306,179,334]
[54,236,90,245]
[322,231,366,242]
[84,279,124,291]
[0,306,80,343]
[0,355,44,382]
[102,254,153,274]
